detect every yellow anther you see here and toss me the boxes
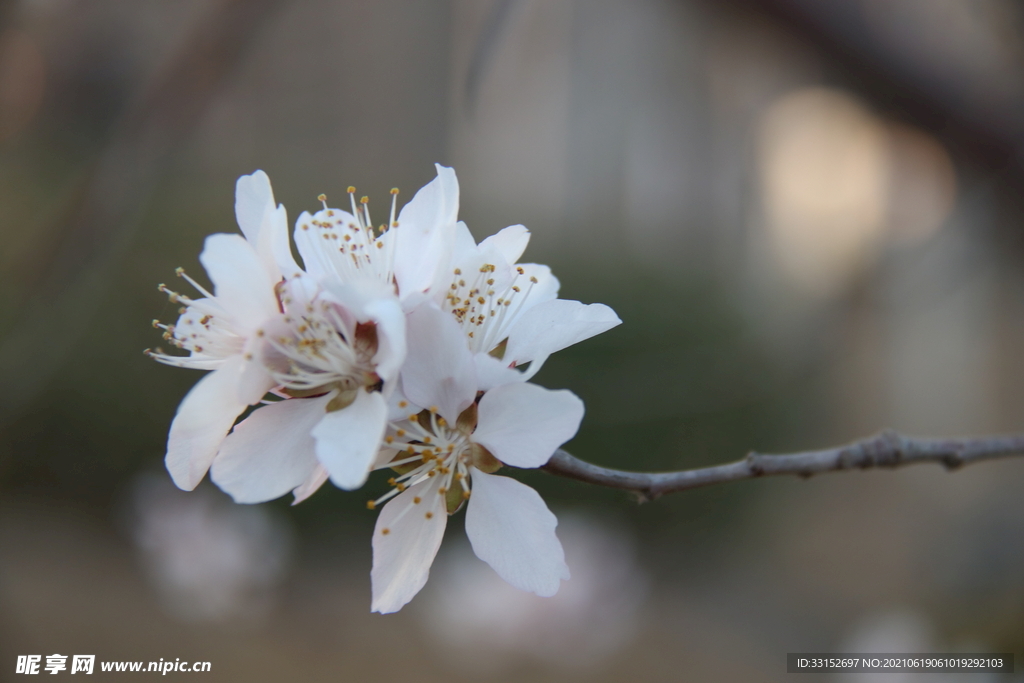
[413,496,422,504]
[425,512,434,519]
[517,267,525,274]
[429,406,438,414]
[366,501,376,510]
[381,528,390,535]
[385,436,394,444]
[387,477,397,486]
[530,276,538,283]
[347,186,356,194]
[174,267,184,276]
[398,401,408,408]
[438,487,447,495]
[360,196,369,204]
[318,193,327,202]
[390,187,399,195]
[396,429,406,437]
[423,436,432,444]
[396,483,406,492]
[151,319,160,328]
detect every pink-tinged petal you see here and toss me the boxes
[362,296,406,386]
[313,389,388,490]
[210,394,332,504]
[479,224,530,265]
[474,383,584,469]
[256,203,300,281]
[401,303,477,424]
[393,165,459,298]
[503,299,621,365]
[465,470,570,596]
[473,353,525,392]
[236,337,275,404]
[371,475,448,614]
[199,233,279,330]
[292,463,328,505]
[234,170,274,244]
[165,356,249,491]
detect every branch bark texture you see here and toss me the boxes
[541,431,1024,502]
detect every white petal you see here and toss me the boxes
[255,203,300,281]
[313,389,388,490]
[393,165,459,298]
[362,296,406,386]
[291,463,328,505]
[465,470,569,596]
[199,233,279,330]
[210,394,332,503]
[450,220,478,264]
[234,170,274,244]
[478,224,530,265]
[503,299,621,365]
[401,303,477,424]
[473,382,584,468]
[165,357,248,491]
[473,352,525,392]
[371,475,448,613]
[236,337,275,404]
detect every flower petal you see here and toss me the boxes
[473,352,525,392]
[473,382,584,468]
[393,164,459,298]
[210,393,333,503]
[235,171,298,280]
[165,356,249,491]
[465,470,569,596]
[478,224,530,265]
[291,463,328,505]
[313,389,388,490]
[199,233,279,331]
[363,296,406,386]
[503,299,621,365]
[401,303,477,424]
[234,170,274,244]
[371,475,448,613]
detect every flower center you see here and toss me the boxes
[264,294,381,398]
[147,268,245,366]
[368,404,500,525]
[296,188,401,290]
[442,264,538,355]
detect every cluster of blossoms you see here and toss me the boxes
[148,165,620,613]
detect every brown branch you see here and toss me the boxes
[541,430,1024,502]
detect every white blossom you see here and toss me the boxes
[368,304,583,613]
[150,171,291,491]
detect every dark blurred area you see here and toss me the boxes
[2,0,1024,680]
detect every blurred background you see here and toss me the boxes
[2,0,1024,680]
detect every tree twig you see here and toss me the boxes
[541,430,1024,502]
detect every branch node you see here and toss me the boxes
[942,452,965,470]
[746,451,766,476]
